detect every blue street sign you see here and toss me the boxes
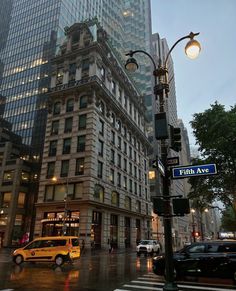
[172,164,217,179]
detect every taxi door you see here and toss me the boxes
[23,240,44,261]
[70,238,80,259]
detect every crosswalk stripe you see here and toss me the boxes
[131,280,163,286]
[114,272,235,291]
[123,284,164,291]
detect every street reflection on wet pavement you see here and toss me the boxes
[0,249,155,291]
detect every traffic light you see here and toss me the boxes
[192,231,200,238]
[170,125,181,152]
[153,197,165,216]
[155,112,168,140]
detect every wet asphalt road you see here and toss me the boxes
[0,248,155,291]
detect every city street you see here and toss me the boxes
[0,248,235,291]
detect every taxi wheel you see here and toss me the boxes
[55,255,64,266]
[14,255,23,265]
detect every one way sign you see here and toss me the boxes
[152,158,165,176]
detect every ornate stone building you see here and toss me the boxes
[34,21,152,249]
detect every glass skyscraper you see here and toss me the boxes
[0,0,153,157]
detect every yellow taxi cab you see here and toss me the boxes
[12,236,80,266]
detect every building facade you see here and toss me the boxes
[0,119,38,247]
[34,22,152,249]
[0,0,153,158]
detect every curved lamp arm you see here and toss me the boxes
[164,32,200,67]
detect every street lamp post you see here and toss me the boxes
[125,32,201,291]
[191,209,196,242]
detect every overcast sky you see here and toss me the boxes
[151,0,236,148]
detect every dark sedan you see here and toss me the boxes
[152,240,236,283]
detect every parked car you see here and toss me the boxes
[137,240,161,256]
[12,236,80,266]
[152,240,236,283]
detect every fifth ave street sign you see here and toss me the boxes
[172,163,217,179]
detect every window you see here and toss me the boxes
[118,136,121,149]
[64,117,73,133]
[1,192,11,207]
[75,158,84,175]
[118,89,122,102]
[99,101,105,115]
[53,102,61,115]
[110,149,115,164]
[77,135,86,152]
[99,119,104,135]
[117,120,121,132]
[56,68,63,85]
[97,161,103,178]
[124,141,127,154]
[80,95,88,109]
[94,184,104,202]
[111,113,115,126]
[125,196,131,210]
[101,66,105,79]
[98,140,104,156]
[136,200,141,213]
[66,98,74,112]
[111,80,116,94]
[21,171,30,182]
[129,146,132,159]
[81,58,89,76]
[17,192,26,208]
[111,191,119,206]
[123,176,127,189]
[62,138,71,154]
[68,63,76,82]
[129,162,132,175]
[117,172,121,187]
[45,185,53,201]
[47,162,55,178]
[129,179,133,192]
[49,140,57,156]
[3,170,14,182]
[61,160,69,177]
[117,154,121,167]
[188,244,205,253]
[134,182,137,194]
[124,158,127,172]
[123,126,127,138]
[51,120,59,135]
[110,169,114,184]
[78,114,86,129]
[75,182,83,199]
[111,130,115,144]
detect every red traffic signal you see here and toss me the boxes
[192,231,200,237]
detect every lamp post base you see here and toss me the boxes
[163,282,179,291]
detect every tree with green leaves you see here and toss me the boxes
[188,102,236,228]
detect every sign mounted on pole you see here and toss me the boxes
[172,163,217,179]
[167,157,179,166]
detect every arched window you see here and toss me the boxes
[80,95,88,109]
[125,196,131,210]
[99,101,105,115]
[94,184,104,202]
[111,191,119,206]
[111,113,115,126]
[66,98,74,112]
[116,120,121,131]
[53,102,61,115]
